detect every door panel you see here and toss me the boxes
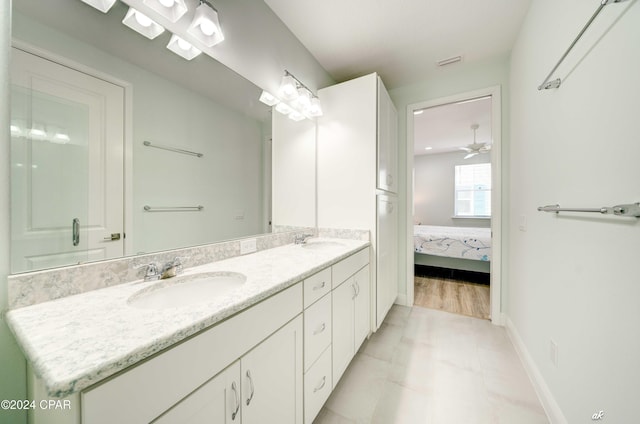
[10,47,124,272]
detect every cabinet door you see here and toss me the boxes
[353,265,370,350]
[376,195,398,329]
[332,277,355,387]
[377,77,398,193]
[242,315,303,424]
[154,361,241,424]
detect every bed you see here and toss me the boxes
[414,225,491,274]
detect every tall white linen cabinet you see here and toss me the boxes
[317,72,398,330]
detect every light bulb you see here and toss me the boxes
[199,19,217,36]
[177,38,192,51]
[159,0,175,7]
[134,11,153,27]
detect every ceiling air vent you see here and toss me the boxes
[436,55,463,67]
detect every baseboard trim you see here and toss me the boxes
[504,316,568,424]
[395,294,409,306]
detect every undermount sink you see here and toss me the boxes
[128,272,247,309]
[301,240,346,250]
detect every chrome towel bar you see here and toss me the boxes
[537,203,640,217]
[144,205,204,212]
[538,0,629,90]
[143,141,203,158]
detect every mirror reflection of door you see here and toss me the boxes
[10,47,124,273]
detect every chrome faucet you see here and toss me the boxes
[161,257,185,279]
[294,233,314,245]
[136,263,161,281]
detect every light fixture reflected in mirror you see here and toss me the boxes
[307,96,323,117]
[80,0,117,13]
[122,8,165,39]
[187,0,224,47]
[259,90,280,106]
[143,0,188,23]
[28,123,47,140]
[167,34,202,60]
[288,110,305,122]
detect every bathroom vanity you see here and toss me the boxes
[6,237,370,424]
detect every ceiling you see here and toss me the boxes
[264,0,532,89]
[413,96,492,156]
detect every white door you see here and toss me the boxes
[10,47,124,273]
[376,194,398,328]
[353,264,370,350]
[241,316,303,424]
[332,277,355,387]
[153,361,241,424]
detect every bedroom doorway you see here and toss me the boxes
[406,86,502,323]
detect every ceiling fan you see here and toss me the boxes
[460,123,491,159]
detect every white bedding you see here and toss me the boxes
[414,225,491,261]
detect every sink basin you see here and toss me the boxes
[301,240,345,250]
[128,272,246,309]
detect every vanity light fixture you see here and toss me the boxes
[187,0,224,47]
[288,110,305,122]
[167,34,202,60]
[259,90,280,106]
[278,73,298,101]
[274,102,293,115]
[306,96,323,117]
[79,0,117,13]
[28,124,47,140]
[413,109,424,115]
[122,8,165,39]
[143,0,188,23]
[272,70,323,120]
[10,124,23,137]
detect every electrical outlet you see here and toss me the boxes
[550,340,558,367]
[240,238,257,255]
[235,210,245,220]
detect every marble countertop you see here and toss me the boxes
[6,238,369,398]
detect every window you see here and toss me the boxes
[454,163,491,217]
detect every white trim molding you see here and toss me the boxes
[505,316,568,424]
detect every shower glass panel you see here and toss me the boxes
[11,84,90,273]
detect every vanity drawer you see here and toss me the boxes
[304,346,332,424]
[304,267,332,308]
[304,293,332,371]
[332,247,369,288]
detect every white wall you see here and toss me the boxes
[0,3,28,423]
[414,152,491,227]
[272,111,316,228]
[389,56,511,304]
[508,0,640,422]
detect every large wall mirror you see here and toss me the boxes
[9,0,314,273]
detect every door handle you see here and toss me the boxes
[72,218,80,246]
[104,233,121,241]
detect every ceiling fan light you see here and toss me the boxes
[79,0,117,13]
[143,0,188,22]
[167,34,202,60]
[187,2,224,47]
[122,8,165,39]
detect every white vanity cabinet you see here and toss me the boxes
[317,72,399,331]
[81,283,303,424]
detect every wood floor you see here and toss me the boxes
[414,276,490,320]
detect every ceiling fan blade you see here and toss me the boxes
[459,147,472,152]
[464,152,478,159]
[479,144,492,153]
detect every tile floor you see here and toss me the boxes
[313,305,549,424]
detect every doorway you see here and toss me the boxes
[406,86,502,323]
[10,46,126,273]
